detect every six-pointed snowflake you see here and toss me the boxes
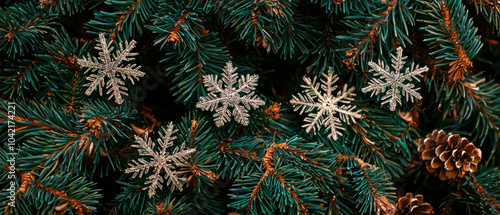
[362,47,428,111]
[125,122,196,198]
[290,69,362,140]
[196,61,265,127]
[77,33,145,104]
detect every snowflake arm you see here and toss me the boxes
[324,109,342,140]
[302,76,326,100]
[290,94,322,114]
[239,92,265,109]
[106,76,127,104]
[97,33,113,66]
[196,61,264,127]
[362,47,428,111]
[213,103,231,127]
[202,74,225,95]
[222,61,238,89]
[113,40,139,67]
[236,74,260,94]
[83,73,106,96]
[303,109,325,134]
[402,63,428,81]
[125,122,196,197]
[197,93,224,112]
[115,64,144,83]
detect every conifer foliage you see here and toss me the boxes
[1,0,500,214]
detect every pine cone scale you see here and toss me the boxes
[430,158,443,168]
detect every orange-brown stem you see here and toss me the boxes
[439,1,473,81]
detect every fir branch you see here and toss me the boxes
[456,75,500,146]
[0,100,133,172]
[419,0,482,81]
[0,59,41,98]
[1,170,102,214]
[437,2,472,80]
[241,141,308,214]
[350,118,406,176]
[85,0,157,42]
[355,165,395,215]
[460,168,500,214]
[299,18,342,74]
[0,1,57,58]
[160,32,231,104]
[221,0,296,52]
[335,155,396,215]
[218,141,260,161]
[341,0,408,70]
[310,0,374,14]
[469,0,500,34]
[39,0,88,15]
[148,0,208,51]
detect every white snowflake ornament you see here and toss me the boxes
[362,47,428,111]
[125,122,196,198]
[77,33,145,104]
[290,69,362,140]
[196,61,265,127]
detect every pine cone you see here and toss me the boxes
[417,130,482,181]
[393,193,434,215]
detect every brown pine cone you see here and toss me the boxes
[417,130,482,181]
[393,193,434,215]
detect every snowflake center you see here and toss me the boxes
[222,88,240,106]
[323,97,337,109]
[155,157,166,166]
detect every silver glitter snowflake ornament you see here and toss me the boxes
[362,47,428,111]
[290,69,362,140]
[196,61,265,127]
[77,33,145,104]
[125,122,196,198]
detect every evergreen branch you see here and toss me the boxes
[0,169,101,214]
[419,0,482,81]
[460,168,500,214]
[161,32,231,104]
[228,136,343,214]
[340,0,414,70]
[469,0,500,34]
[0,1,57,58]
[22,173,92,214]
[0,100,133,173]
[218,141,260,161]
[239,141,308,214]
[455,75,500,146]
[349,114,409,177]
[353,165,395,214]
[309,0,374,14]
[221,0,298,53]
[152,195,191,215]
[299,18,342,74]
[148,0,208,51]
[108,180,149,214]
[0,59,42,98]
[33,28,94,110]
[39,0,90,15]
[86,0,157,42]
[333,154,396,214]
[217,137,262,178]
